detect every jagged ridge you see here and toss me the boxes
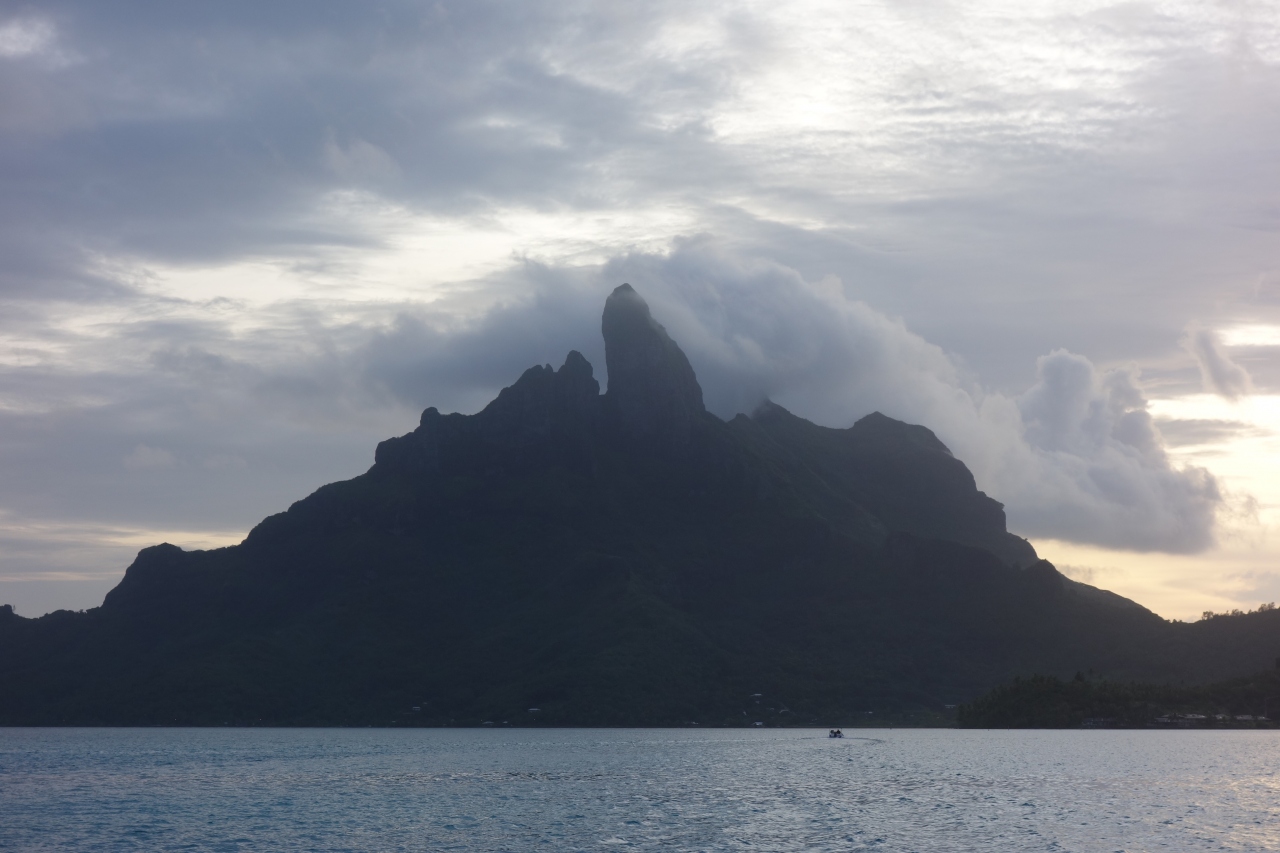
[2,284,1277,727]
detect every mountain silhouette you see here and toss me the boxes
[2,284,1277,726]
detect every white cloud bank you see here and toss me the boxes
[605,239,1223,553]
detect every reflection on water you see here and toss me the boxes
[2,727,1279,851]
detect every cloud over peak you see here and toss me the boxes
[584,241,1226,554]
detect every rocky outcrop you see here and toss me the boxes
[474,349,600,444]
[374,350,601,473]
[375,285,1037,568]
[745,401,1038,567]
[601,283,705,444]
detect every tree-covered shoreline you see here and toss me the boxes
[959,667,1280,728]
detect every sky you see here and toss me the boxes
[1,0,1278,620]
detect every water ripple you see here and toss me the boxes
[1,728,1278,851]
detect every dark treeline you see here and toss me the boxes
[959,666,1280,728]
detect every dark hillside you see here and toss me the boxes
[736,402,1036,566]
[2,285,1277,726]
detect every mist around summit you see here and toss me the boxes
[340,241,1226,555]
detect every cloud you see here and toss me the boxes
[0,17,57,60]
[204,453,247,470]
[1182,324,1253,400]
[1057,564,1098,584]
[590,239,1224,553]
[323,133,401,185]
[123,444,176,468]
[1008,352,1220,552]
[0,2,1275,421]
[1153,418,1260,448]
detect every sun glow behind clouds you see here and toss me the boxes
[711,0,1172,191]
[1036,393,1280,621]
[1221,325,1280,348]
[1033,539,1275,621]
[1151,394,1280,521]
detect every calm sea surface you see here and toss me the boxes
[2,727,1279,852]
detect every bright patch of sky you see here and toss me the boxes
[1038,393,1280,620]
[1222,325,1280,348]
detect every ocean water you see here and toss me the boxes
[2,728,1278,852]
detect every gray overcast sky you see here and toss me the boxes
[1,0,1278,619]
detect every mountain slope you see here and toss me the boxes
[1,284,1276,726]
